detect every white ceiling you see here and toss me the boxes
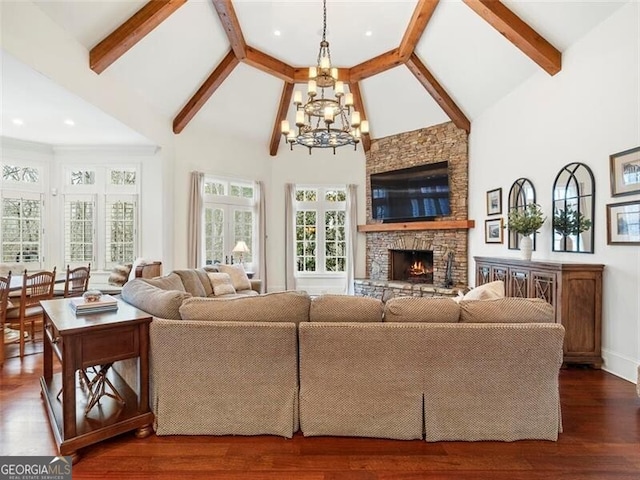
[2,0,629,148]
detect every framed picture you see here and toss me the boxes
[485,218,503,244]
[486,188,502,215]
[610,146,640,197]
[606,200,640,245]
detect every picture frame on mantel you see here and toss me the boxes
[610,146,640,197]
[606,200,640,245]
[485,218,503,244]
[486,188,502,215]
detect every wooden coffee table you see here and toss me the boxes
[40,298,154,463]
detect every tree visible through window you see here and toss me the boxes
[294,187,346,274]
[1,195,42,263]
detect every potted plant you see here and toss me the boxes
[553,206,592,250]
[505,203,546,260]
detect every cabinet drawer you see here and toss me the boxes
[80,326,138,367]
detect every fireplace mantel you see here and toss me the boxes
[357,220,475,233]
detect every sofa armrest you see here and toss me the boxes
[250,279,262,293]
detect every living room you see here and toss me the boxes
[1,0,639,477]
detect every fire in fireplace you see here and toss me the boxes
[389,249,434,283]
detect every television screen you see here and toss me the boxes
[371,161,450,222]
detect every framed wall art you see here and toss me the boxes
[610,146,640,197]
[486,188,502,215]
[485,218,503,244]
[606,200,640,245]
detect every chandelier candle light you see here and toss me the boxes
[281,0,369,153]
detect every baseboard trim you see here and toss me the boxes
[601,348,638,384]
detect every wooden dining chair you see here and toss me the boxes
[63,264,91,298]
[0,272,12,367]
[5,268,56,358]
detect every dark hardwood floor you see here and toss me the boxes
[1,352,639,480]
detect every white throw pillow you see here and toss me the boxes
[218,264,252,292]
[460,280,505,301]
[207,272,237,296]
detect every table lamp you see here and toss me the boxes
[232,241,250,266]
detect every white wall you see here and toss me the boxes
[468,2,640,382]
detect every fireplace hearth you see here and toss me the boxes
[390,249,434,284]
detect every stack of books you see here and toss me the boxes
[70,294,119,315]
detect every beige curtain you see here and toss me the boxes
[187,171,204,268]
[255,181,267,292]
[345,184,358,294]
[284,183,296,290]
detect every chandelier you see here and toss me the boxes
[280,0,369,154]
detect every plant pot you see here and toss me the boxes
[520,235,533,261]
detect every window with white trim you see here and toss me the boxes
[203,177,255,267]
[63,166,139,269]
[294,186,347,274]
[1,163,45,267]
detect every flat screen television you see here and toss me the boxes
[371,161,450,223]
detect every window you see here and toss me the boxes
[294,186,347,274]
[203,177,255,267]
[1,162,44,266]
[63,166,139,269]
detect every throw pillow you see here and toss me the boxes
[383,296,460,323]
[456,280,505,302]
[218,264,252,292]
[207,272,237,296]
[108,264,132,286]
[310,295,383,323]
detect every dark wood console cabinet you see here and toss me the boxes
[474,256,604,368]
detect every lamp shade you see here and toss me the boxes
[232,241,250,254]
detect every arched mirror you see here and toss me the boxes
[508,178,536,250]
[552,162,595,253]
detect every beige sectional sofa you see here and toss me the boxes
[119,270,565,442]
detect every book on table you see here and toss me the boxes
[70,294,119,314]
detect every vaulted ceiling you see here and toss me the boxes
[4,1,628,151]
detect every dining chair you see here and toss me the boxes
[0,272,12,368]
[63,264,91,298]
[5,268,56,358]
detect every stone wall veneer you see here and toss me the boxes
[364,121,469,287]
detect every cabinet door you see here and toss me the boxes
[491,266,508,285]
[508,267,530,298]
[476,264,491,286]
[531,270,558,322]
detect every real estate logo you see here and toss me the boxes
[0,456,72,480]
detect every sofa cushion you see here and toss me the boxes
[195,269,214,296]
[218,264,252,292]
[144,272,185,291]
[383,296,461,323]
[172,270,207,297]
[121,279,192,320]
[310,295,383,323]
[179,291,311,324]
[459,297,554,323]
[207,272,237,296]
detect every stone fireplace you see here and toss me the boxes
[355,121,470,298]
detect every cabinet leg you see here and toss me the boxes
[134,424,153,439]
[70,452,80,464]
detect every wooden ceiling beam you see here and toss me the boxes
[244,46,295,83]
[349,82,371,154]
[173,51,239,134]
[406,53,470,133]
[462,0,561,75]
[269,82,294,156]
[211,0,247,60]
[349,48,404,83]
[90,0,187,74]
[399,0,440,60]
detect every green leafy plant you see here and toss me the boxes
[553,207,592,236]
[505,203,546,236]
